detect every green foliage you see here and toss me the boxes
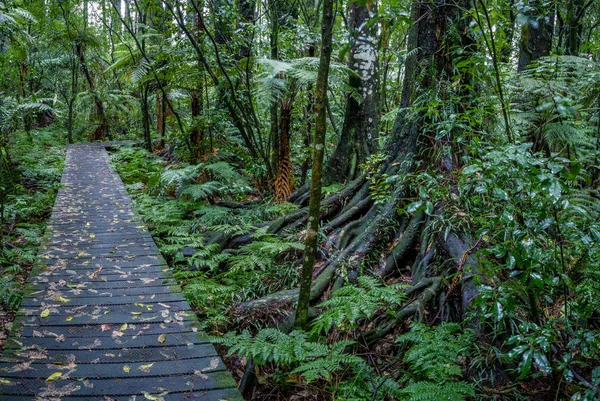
[362,153,392,204]
[0,128,64,310]
[216,329,362,383]
[398,323,474,382]
[511,56,599,160]
[397,323,475,401]
[459,142,600,392]
[311,275,407,335]
[157,160,251,200]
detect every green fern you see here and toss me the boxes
[311,275,408,335]
[215,329,361,382]
[397,323,474,382]
[400,381,475,401]
[180,182,221,201]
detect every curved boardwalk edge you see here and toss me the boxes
[0,144,242,400]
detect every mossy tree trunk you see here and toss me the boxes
[295,0,335,330]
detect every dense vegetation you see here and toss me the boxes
[1,0,599,399]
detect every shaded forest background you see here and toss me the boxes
[1,0,600,399]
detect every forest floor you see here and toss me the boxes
[0,129,66,354]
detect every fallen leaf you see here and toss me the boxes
[100,324,110,332]
[46,372,62,382]
[123,365,130,373]
[157,334,166,344]
[131,311,142,316]
[139,363,154,372]
[120,323,128,331]
[194,370,208,380]
[66,316,73,321]
[142,391,168,401]
[40,309,51,318]
[53,295,71,303]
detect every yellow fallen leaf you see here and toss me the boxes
[131,312,142,316]
[46,372,62,382]
[40,309,50,318]
[142,392,168,401]
[89,234,95,239]
[0,378,10,384]
[120,323,128,331]
[53,295,70,303]
[123,365,130,373]
[157,334,166,344]
[65,316,73,321]
[139,363,154,372]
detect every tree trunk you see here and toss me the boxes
[269,0,281,176]
[274,95,295,202]
[190,7,203,162]
[67,99,75,144]
[156,92,166,149]
[517,0,554,71]
[75,42,109,141]
[141,84,152,152]
[190,91,203,160]
[326,1,380,183]
[295,0,335,330]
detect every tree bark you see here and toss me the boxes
[274,95,296,202]
[517,0,554,71]
[326,1,380,183]
[295,0,335,330]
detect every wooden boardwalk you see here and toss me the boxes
[0,144,242,400]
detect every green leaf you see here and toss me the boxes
[533,351,551,374]
[518,349,533,378]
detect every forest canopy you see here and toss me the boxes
[1,0,600,399]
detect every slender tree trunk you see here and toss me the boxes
[189,4,203,162]
[67,99,75,144]
[141,84,152,152]
[75,42,109,140]
[190,91,203,160]
[295,0,334,330]
[269,0,280,175]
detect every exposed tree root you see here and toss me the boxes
[379,211,424,277]
[363,276,443,344]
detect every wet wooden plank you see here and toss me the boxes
[1,343,218,364]
[5,388,244,401]
[4,332,209,350]
[0,370,237,396]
